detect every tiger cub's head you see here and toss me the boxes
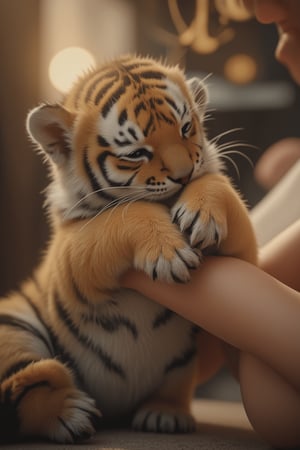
[27,55,222,222]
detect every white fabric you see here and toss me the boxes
[251,159,300,246]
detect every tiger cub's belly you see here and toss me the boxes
[69,288,196,417]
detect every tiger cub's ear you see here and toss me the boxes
[187,77,208,118]
[27,104,75,166]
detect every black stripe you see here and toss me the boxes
[85,70,118,104]
[83,149,113,201]
[14,381,50,408]
[1,359,38,383]
[143,113,154,137]
[165,97,181,115]
[101,84,127,117]
[139,70,164,80]
[118,109,128,126]
[54,295,126,379]
[18,290,58,360]
[97,152,137,187]
[134,101,146,118]
[128,127,138,141]
[82,313,138,339]
[149,98,156,110]
[18,289,54,351]
[0,314,53,356]
[48,328,86,389]
[140,82,167,92]
[152,308,174,329]
[114,138,132,147]
[72,278,90,306]
[154,97,164,105]
[72,70,101,107]
[164,346,196,374]
[97,135,110,148]
[156,112,176,126]
[122,62,153,71]
[122,74,131,87]
[94,79,117,106]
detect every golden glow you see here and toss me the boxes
[224,53,257,84]
[215,0,252,22]
[168,0,251,55]
[49,47,96,93]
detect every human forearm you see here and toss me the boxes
[122,257,300,391]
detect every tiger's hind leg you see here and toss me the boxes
[0,359,101,443]
[0,294,100,443]
[132,358,197,433]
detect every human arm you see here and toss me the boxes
[121,253,300,447]
[121,219,300,447]
[122,255,300,392]
[254,137,300,190]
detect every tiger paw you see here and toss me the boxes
[0,359,101,443]
[171,199,227,250]
[132,407,196,433]
[134,231,199,283]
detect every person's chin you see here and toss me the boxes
[276,32,300,84]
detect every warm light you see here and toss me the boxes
[49,46,96,93]
[224,53,257,85]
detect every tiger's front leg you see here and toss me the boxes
[56,201,200,301]
[172,173,257,264]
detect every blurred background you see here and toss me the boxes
[0,0,299,399]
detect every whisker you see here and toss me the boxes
[105,191,149,227]
[79,189,150,232]
[65,185,145,219]
[203,107,217,116]
[216,141,258,152]
[210,128,244,145]
[219,154,241,179]
[219,150,254,169]
[200,72,213,84]
[78,192,135,232]
[97,191,142,217]
[203,113,215,123]
[121,191,153,225]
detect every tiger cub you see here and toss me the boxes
[0,55,256,443]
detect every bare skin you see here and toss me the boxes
[244,0,300,84]
[254,137,300,190]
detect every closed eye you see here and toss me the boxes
[120,147,153,162]
[181,121,192,138]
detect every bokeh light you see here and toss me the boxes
[49,46,96,93]
[224,53,257,85]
